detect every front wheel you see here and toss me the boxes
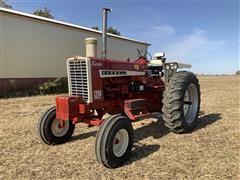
[95,115,133,168]
[37,106,75,145]
[162,71,200,133]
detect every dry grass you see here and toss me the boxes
[0,76,239,179]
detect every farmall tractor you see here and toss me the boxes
[37,8,200,168]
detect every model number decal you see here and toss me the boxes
[94,90,102,100]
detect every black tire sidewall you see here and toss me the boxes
[38,107,75,145]
[104,119,133,168]
[180,76,200,129]
[37,106,56,144]
[162,71,200,133]
[95,114,121,163]
[96,115,133,168]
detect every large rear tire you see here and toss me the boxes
[37,106,75,145]
[95,114,133,168]
[162,71,200,133]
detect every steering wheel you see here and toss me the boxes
[137,49,152,61]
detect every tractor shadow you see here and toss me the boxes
[127,112,167,164]
[134,112,168,142]
[126,112,222,164]
[195,112,222,131]
[68,112,221,164]
[69,130,97,142]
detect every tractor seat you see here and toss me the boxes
[148,59,163,67]
[148,52,165,67]
[148,59,163,75]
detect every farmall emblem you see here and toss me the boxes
[92,61,103,67]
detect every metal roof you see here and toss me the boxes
[0,7,150,45]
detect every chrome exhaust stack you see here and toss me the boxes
[102,8,112,59]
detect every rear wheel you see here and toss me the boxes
[37,106,75,145]
[95,115,133,168]
[162,71,200,133]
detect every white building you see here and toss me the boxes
[0,8,149,94]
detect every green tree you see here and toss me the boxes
[0,0,13,9]
[33,7,54,19]
[92,26,99,30]
[91,26,121,36]
[107,27,121,36]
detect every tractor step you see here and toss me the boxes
[124,99,149,120]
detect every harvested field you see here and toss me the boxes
[0,76,239,179]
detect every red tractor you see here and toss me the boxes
[37,8,200,168]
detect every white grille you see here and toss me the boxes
[67,57,93,103]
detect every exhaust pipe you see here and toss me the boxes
[102,8,112,59]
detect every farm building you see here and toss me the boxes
[0,8,149,94]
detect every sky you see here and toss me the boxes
[6,0,240,74]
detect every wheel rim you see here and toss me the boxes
[51,119,69,137]
[113,129,129,157]
[184,83,199,124]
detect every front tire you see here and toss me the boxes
[162,71,200,133]
[95,115,133,168]
[37,106,75,145]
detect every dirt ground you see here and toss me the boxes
[0,76,239,179]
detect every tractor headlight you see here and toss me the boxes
[173,64,178,69]
[165,64,170,69]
